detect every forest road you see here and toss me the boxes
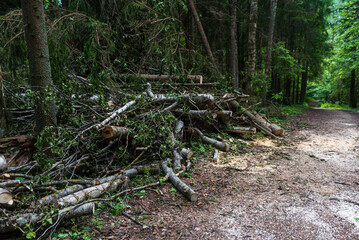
[101,106,359,240]
[211,105,359,239]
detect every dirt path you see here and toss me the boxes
[95,106,359,239]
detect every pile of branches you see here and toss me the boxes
[0,74,283,236]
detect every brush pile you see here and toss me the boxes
[0,74,283,234]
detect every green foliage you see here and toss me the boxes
[323,0,359,106]
[272,42,301,80]
[52,226,93,240]
[319,103,356,111]
[306,80,332,100]
[91,217,104,231]
[281,104,309,117]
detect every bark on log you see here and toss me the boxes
[122,74,204,84]
[151,93,214,107]
[173,149,182,169]
[58,176,129,207]
[122,163,161,178]
[253,122,276,139]
[202,136,230,152]
[0,155,6,172]
[194,128,230,152]
[39,164,160,205]
[225,126,256,134]
[161,160,198,202]
[242,108,283,135]
[0,187,13,205]
[0,135,36,150]
[0,203,94,233]
[0,179,24,188]
[38,184,85,205]
[213,149,220,163]
[101,125,130,139]
[228,100,240,112]
[174,120,184,141]
[173,110,232,120]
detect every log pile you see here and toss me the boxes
[0,80,284,235]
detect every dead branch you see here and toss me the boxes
[194,128,230,152]
[161,160,198,202]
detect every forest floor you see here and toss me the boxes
[90,102,359,240]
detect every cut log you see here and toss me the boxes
[0,203,95,233]
[213,149,220,163]
[122,74,203,84]
[0,155,6,172]
[253,122,276,139]
[174,120,184,141]
[225,126,256,134]
[194,128,230,152]
[173,149,182,169]
[0,179,23,188]
[202,136,230,152]
[38,184,85,205]
[242,108,283,136]
[161,160,198,202]
[228,100,240,112]
[101,125,130,139]
[57,176,129,207]
[39,163,160,205]
[0,187,13,205]
[173,110,232,120]
[252,110,283,135]
[122,163,161,178]
[0,135,36,150]
[180,148,193,160]
[150,93,214,107]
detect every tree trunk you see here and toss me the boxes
[248,0,258,78]
[350,69,357,108]
[230,0,239,89]
[292,75,296,104]
[300,64,308,104]
[284,77,291,105]
[257,29,263,72]
[264,0,278,100]
[21,0,57,134]
[188,0,220,75]
[296,74,300,104]
[0,67,7,138]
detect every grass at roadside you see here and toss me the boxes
[269,104,310,125]
[319,103,359,112]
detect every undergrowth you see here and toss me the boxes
[320,103,359,112]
